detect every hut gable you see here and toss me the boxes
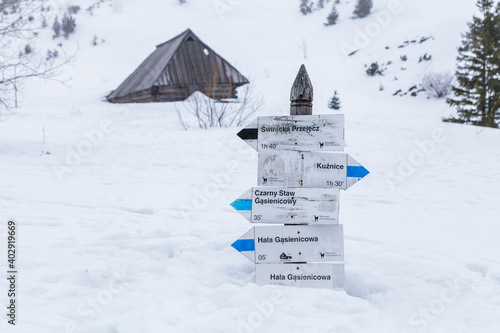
[107,29,249,103]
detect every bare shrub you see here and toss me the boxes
[422,72,454,98]
[176,83,264,129]
[0,0,75,109]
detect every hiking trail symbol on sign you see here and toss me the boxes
[230,187,340,224]
[237,115,344,151]
[258,151,369,189]
[231,225,344,264]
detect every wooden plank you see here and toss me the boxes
[231,187,340,224]
[232,225,344,264]
[255,263,344,289]
[257,151,369,189]
[186,40,206,85]
[173,42,190,85]
[238,114,344,151]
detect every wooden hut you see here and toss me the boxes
[107,29,249,103]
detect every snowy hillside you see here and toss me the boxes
[1,0,499,332]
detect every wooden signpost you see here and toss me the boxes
[231,65,369,289]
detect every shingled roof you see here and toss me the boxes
[107,29,249,103]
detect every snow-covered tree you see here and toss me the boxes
[446,0,500,127]
[328,91,341,110]
[324,4,339,26]
[353,0,372,19]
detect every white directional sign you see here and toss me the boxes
[231,225,343,264]
[237,115,344,151]
[256,263,344,289]
[258,151,369,189]
[230,187,340,224]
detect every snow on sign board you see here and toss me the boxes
[256,263,344,289]
[237,115,344,151]
[230,187,340,224]
[258,151,369,189]
[231,225,344,264]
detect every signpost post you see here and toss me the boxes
[231,64,369,289]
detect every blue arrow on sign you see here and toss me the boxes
[231,239,255,252]
[231,228,255,262]
[346,165,370,179]
[230,199,252,212]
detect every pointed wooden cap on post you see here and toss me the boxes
[290,64,313,115]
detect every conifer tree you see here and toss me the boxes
[324,4,339,26]
[447,0,500,128]
[328,91,341,110]
[353,0,372,19]
[61,14,76,39]
[52,16,61,38]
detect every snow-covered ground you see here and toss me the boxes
[1,0,499,332]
